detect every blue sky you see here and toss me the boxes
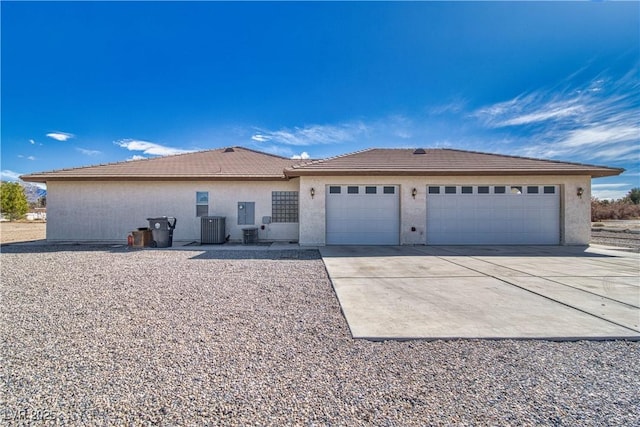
[2,1,638,199]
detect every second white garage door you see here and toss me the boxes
[427,185,560,245]
[326,185,400,245]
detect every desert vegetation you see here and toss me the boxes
[591,188,640,221]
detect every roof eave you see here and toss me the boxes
[285,169,624,178]
[20,175,292,182]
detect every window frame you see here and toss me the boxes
[196,191,209,217]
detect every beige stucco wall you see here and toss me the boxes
[46,180,300,243]
[46,174,592,245]
[299,175,592,246]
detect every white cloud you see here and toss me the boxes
[0,171,46,189]
[592,189,630,201]
[46,131,75,141]
[1,170,22,181]
[474,94,585,128]
[76,148,102,156]
[27,156,36,161]
[384,114,414,139]
[29,139,35,145]
[291,152,310,160]
[500,104,584,127]
[251,134,271,142]
[429,99,467,115]
[592,183,632,189]
[252,122,368,146]
[115,139,192,156]
[475,67,640,163]
[126,155,147,161]
[394,130,412,139]
[555,124,638,149]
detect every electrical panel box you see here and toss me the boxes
[237,202,255,225]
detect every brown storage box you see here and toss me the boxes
[132,229,153,248]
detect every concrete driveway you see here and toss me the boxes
[319,245,640,340]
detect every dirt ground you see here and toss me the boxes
[0,221,46,244]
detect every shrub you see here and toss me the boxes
[591,198,640,221]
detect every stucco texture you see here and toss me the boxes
[46,180,300,243]
[298,175,592,246]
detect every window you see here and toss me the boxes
[527,186,539,194]
[347,186,359,194]
[428,186,440,194]
[383,186,395,194]
[461,186,473,194]
[272,191,298,223]
[365,186,377,194]
[445,186,456,194]
[329,186,341,194]
[544,186,556,194]
[478,186,490,194]
[510,186,523,194]
[494,186,506,194]
[196,191,209,217]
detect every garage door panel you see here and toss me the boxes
[326,185,399,245]
[427,185,559,245]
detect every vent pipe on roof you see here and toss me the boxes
[413,148,426,154]
[224,147,235,153]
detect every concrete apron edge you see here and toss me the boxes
[491,275,640,334]
[354,335,640,342]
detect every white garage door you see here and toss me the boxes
[427,185,560,245]
[326,185,400,245]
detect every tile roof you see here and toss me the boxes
[285,148,623,178]
[21,147,302,182]
[21,146,623,183]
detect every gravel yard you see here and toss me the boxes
[1,245,639,425]
[590,229,640,252]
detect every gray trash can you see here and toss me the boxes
[147,217,177,248]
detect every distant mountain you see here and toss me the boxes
[20,182,47,204]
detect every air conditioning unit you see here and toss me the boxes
[201,216,226,244]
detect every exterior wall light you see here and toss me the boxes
[310,187,315,199]
[577,187,584,198]
[411,188,417,199]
